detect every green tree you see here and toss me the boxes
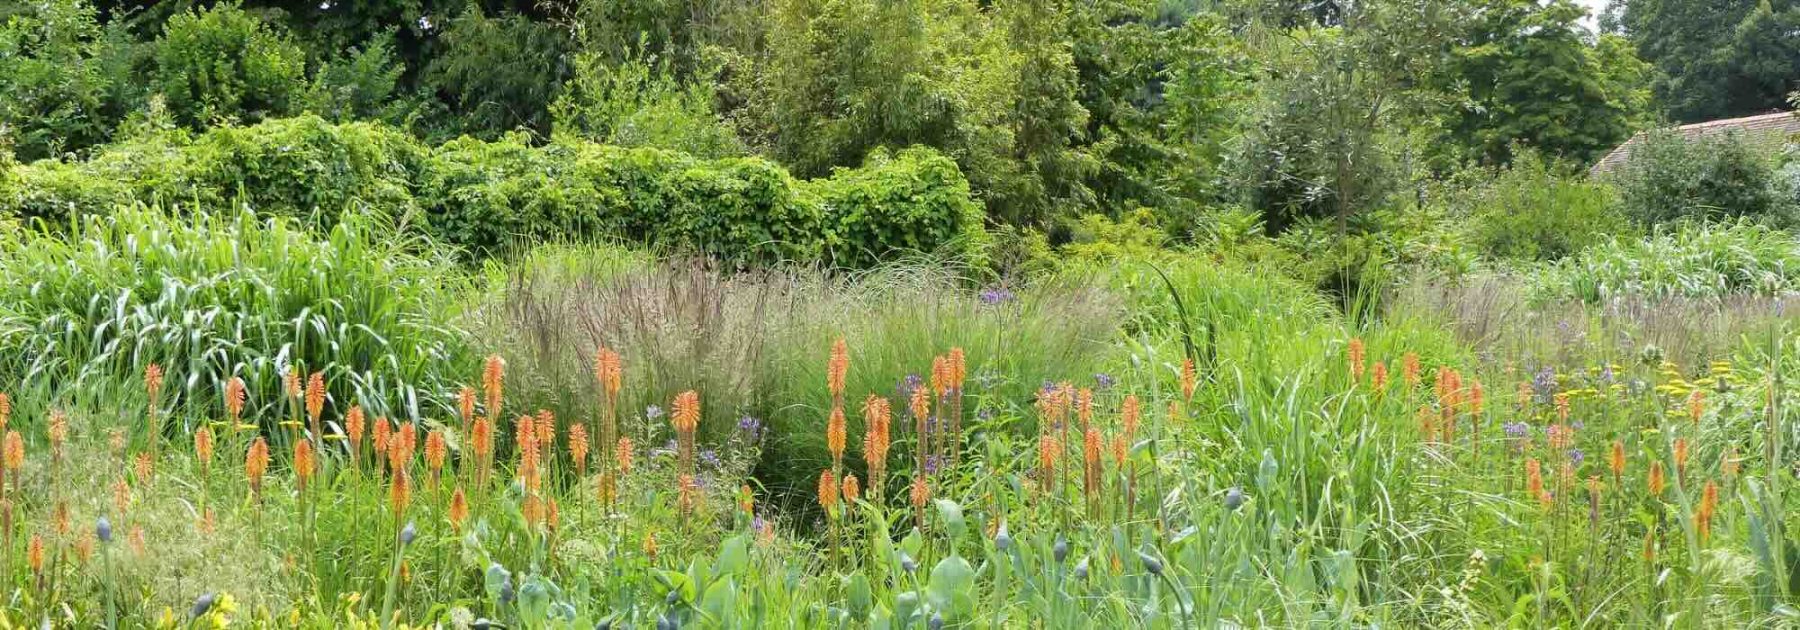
[153,2,307,128]
[0,0,140,160]
[1441,0,1650,164]
[1614,0,1800,122]
[422,6,571,139]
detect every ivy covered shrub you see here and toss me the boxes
[813,147,988,267]
[3,117,986,267]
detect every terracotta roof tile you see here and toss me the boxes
[1589,111,1800,176]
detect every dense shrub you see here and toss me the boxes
[0,0,129,161]
[1441,151,1627,261]
[4,115,422,224]
[0,206,474,427]
[1529,221,1800,302]
[815,147,988,267]
[153,3,307,128]
[1612,128,1797,226]
[4,116,986,266]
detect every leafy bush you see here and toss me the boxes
[0,0,129,160]
[816,147,988,268]
[153,2,307,128]
[0,205,473,426]
[1612,128,1797,226]
[4,114,423,224]
[1529,220,1800,302]
[550,52,745,159]
[1442,151,1627,261]
[422,7,570,139]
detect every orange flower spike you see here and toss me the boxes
[1673,438,1689,473]
[595,347,623,397]
[47,410,67,453]
[910,473,930,508]
[1525,458,1545,505]
[909,386,929,426]
[305,371,326,423]
[245,437,270,492]
[1516,381,1531,409]
[26,533,43,574]
[1110,434,1127,466]
[426,430,448,473]
[567,423,589,472]
[1470,380,1485,416]
[1121,395,1140,439]
[483,355,505,421]
[643,531,659,561]
[1347,338,1366,383]
[390,470,411,518]
[224,377,247,424]
[293,439,316,488]
[0,391,10,431]
[1401,353,1421,388]
[827,406,847,463]
[283,367,302,401]
[1370,361,1389,391]
[948,347,966,389]
[672,391,701,434]
[193,426,214,469]
[372,417,393,461]
[862,395,891,466]
[1648,460,1666,497]
[931,355,951,397]
[345,406,366,454]
[136,452,154,485]
[1687,390,1705,424]
[113,477,131,515]
[616,437,634,475]
[1076,388,1094,429]
[535,409,555,453]
[458,386,476,430]
[514,415,536,457]
[471,418,493,460]
[842,473,861,503]
[818,470,838,513]
[827,339,849,398]
[2,430,22,471]
[1698,480,1720,542]
[1180,358,1197,401]
[1554,393,1570,423]
[1608,440,1626,479]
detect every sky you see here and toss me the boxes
[1576,0,1608,31]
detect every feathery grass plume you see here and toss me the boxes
[425,431,447,489]
[305,371,325,446]
[1686,390,1704,424]
[483,355,505,423]
[818,469,838,515]
[1401,353,1421,388]
[1180,358,1197,401]
[345,406,366,466]
[1697,480,1719,543]
[449,487,468,531]
[862,395,891,499]
[1526,457,1546,508]
[293,439,315,491]
[1673,438,1688,474]
[616,437,634,475]
[1371,361,1388,392]
[842,473,860,503]
[224,377,247,430]
[827,339,849,401]
[1648,460,1666,497]
[1348,338,1365,383]
[245,438,270,499]
[1609,440,1625,482]
[567,423,588,474]
[828,404,847,459]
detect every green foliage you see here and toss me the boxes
[152,2,307,128]
[1057,209,1171,265]
[302,32,410,123]
[3,114,423,224]
[1530,220,1800,302]
[0,0,128,160]
[816,147,989,268]
[550,51,745,158]
[1441,150,1627,261]
[1440,0,1649,164]
[1612,128,1797,226]
[422,6,571,139]
[0,205,472,425]
[1617,0,1800,122]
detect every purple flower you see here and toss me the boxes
[979,287,1014,305]
[1572,421,1585,431]
[701,450,721,468]
[645,405,664,420]
[1502,422,1529,439]
[1532,367,1557,403]
[1094,373,1115,390]
[925,455,942,474]
[737,416,761,438]
[977,408,993,420]
[1568,449,1585,467]
[652,440,678,459]
[751,515,765,532]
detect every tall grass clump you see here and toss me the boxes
[0,204,475,432]
[1529,221,1800,303]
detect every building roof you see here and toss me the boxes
[1589,111,1800,176]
